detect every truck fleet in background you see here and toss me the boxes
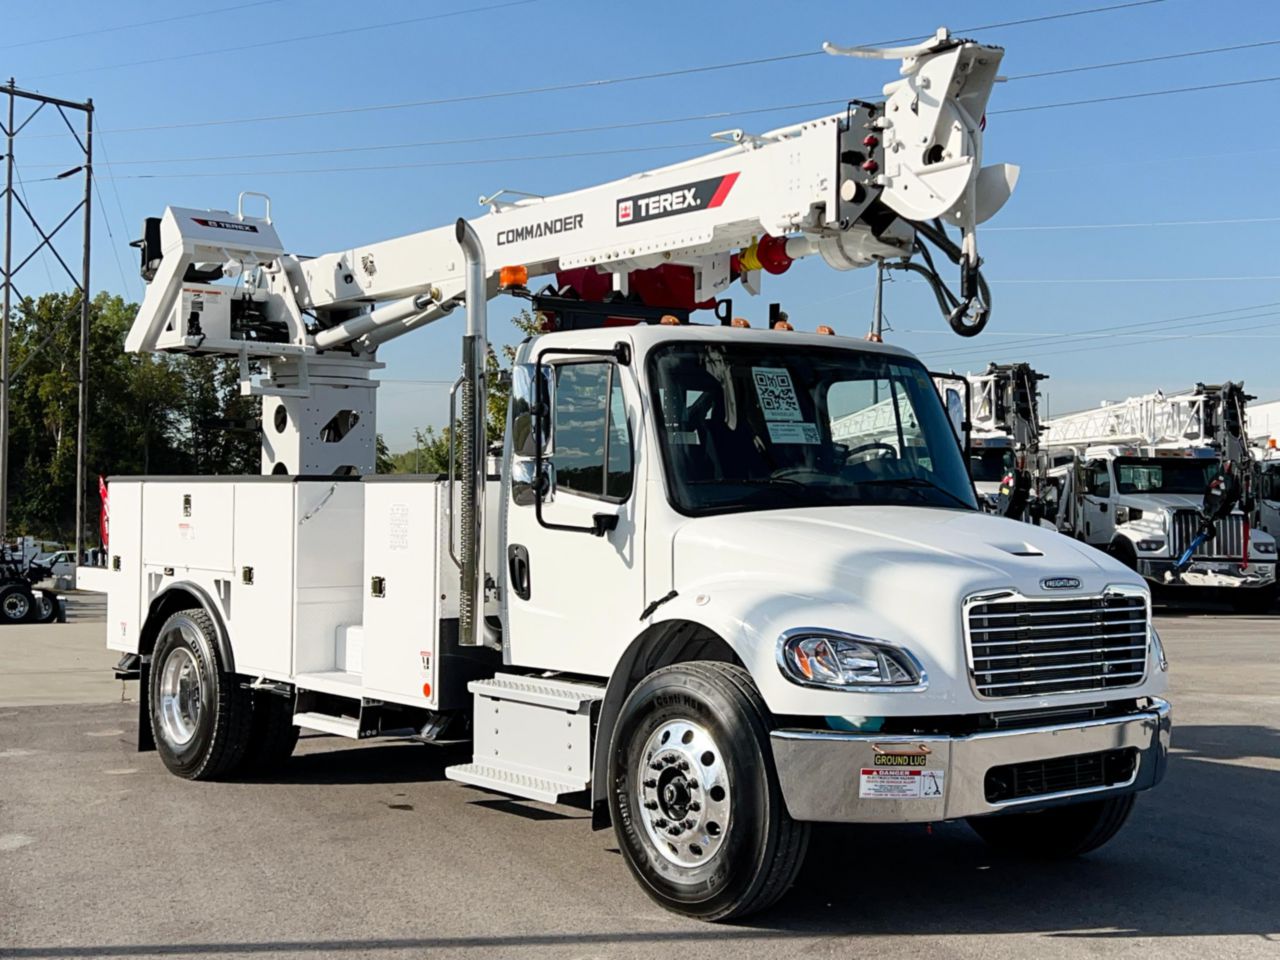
[941,365,1278,611]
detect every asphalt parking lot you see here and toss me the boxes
[0,597,1276,959]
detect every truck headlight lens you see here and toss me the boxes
[778,631,925,690]
[1136,539,1165,552]
[1253,542,1276,555]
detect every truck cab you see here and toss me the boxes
[1057,445,1277,604]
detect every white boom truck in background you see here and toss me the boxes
[1044,384,1277,611]
[1246,400,1280,540]
[81,32,1172,921]
[935,362,1049,519]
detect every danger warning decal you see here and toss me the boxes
[616,172,738,227]
[192,217,259,233]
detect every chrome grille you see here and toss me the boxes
[1170,510,1244,559]
[967,593,1148,698]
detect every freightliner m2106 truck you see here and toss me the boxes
[82,32,1169,920]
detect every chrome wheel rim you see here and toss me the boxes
[158,639,202,747]
[637,719,731,868]
[3,592,29,620]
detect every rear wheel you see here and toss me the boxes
[149,608,252,780]
[967,794,1136,858]
[33,591,58,624]
[0,583,36,624]
[608,661,808,921]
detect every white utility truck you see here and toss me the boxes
[1045,384,1277,610]
[88,32,1170,921]
[936,362,1049,518]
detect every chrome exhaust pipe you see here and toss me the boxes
[454,218,493,648]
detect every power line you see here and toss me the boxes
[1003,38,1280,80]
[915,301,1280,362]
[64,68,1280,182]
[67,0,1167,136]
[94,130,144,299]
[985,216,1280,232]
[0,0,290,50]
[27,0,543,81]
[990,75,1280,115]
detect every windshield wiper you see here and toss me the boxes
[861,477,975,510]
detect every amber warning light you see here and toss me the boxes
[500,265,529,289]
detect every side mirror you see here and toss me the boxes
[510,363,553,459]
[511,459,556,507]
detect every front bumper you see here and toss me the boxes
[770,698,1170,823]
[1138,558,1275,588]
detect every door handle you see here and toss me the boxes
[508,544,531,601]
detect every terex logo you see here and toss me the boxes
[616,173,739,227]
[192,217,259,234]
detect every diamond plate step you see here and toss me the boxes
[445,762,584,804]
[467,673,604,712]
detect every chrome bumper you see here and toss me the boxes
[770,698,1170,823]
[1139,558,1275,588]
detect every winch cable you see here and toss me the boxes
[888,224,993,337]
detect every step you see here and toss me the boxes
[292,711,362,739]
[293,669,363,698]
[468,673,605,712]
[445,762,585,804]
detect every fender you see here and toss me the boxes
[142,580,236,674]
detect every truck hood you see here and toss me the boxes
[667,505,1157,717]
[1115,493,1205,512]
[672,505,1134,604]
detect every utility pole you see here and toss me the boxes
[0,81,94,554]
[868,259,885,343]
[1,81,14,545]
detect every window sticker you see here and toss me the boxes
[752,367,802,422]
[767,422,820,445]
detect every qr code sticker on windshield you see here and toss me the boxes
[752,367,802,422]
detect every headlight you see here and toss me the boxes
[1136,539,1165,552]
[1253,542,1276,555]
[1150,626,1168,672]
[778,630,926,690]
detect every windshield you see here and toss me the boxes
[970,447,1014,483]
[1114,457,1219,494]
[647,341,977,515]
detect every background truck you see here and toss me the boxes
[84,31,1170,921]
[1044,384,1277,610]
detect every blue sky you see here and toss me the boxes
[4,0,1279,450]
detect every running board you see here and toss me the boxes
[292,711,363,739]
[445,673,604,804]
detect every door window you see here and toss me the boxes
[553,363,633,501]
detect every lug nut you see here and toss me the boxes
[643,778,657,788]
[650,761,663,771]
[678,760,689,771]
[644,800,658,810]
[688,801,701,812]
[684,819,696,830]
[654,818,668,829]
[668,825,683,836]
[687,781,699,791]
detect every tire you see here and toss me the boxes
[149,608,252,780]
[607,661,809,922]
[967,793,1136,858]
[239,690,300,774]
[1109,538,1138,570]
[33,591,58,624]
[0,583,36,624]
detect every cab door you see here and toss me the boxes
[1080,458,1115,545]
[503,357,642,677]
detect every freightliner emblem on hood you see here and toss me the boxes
[1041,577,1082,590]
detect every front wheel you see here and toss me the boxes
[967,794,1136,858]
[607,661,809,922]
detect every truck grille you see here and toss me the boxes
[967,593,1148,698]
[984,747,1138,803]
[1170,509,1244,559]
